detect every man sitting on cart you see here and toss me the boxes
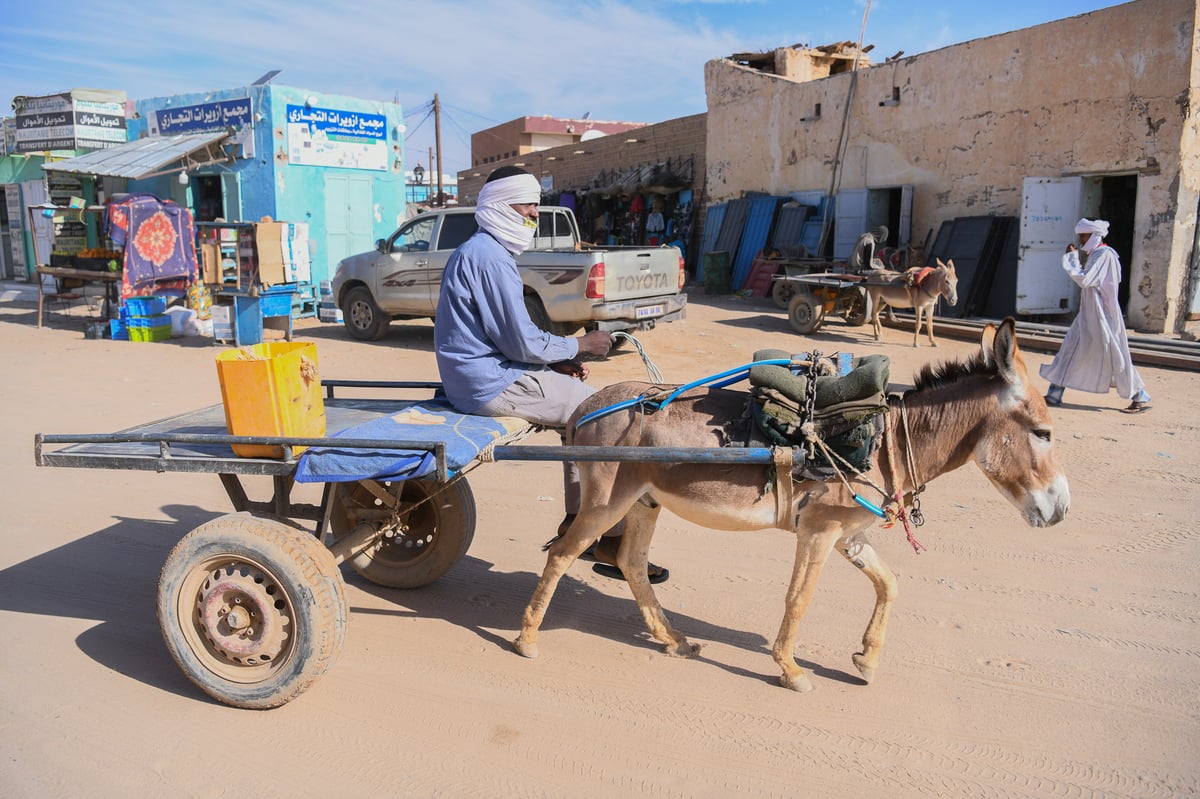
[433,165,669,584]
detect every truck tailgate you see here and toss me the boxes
[601,248,681,301]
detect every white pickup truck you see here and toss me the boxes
[329,205,688,341]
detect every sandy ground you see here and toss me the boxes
[1,289,1198,799]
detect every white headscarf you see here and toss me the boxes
[1075,218,1109,254]
[475,173,541,254]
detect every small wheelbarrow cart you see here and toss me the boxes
[772,271,872,334]
[33,378,782,709]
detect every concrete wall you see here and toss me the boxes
[458,113,706,206]
[456,113,707,265]
[705,0,1200,333]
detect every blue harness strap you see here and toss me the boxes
[575,358,794,429]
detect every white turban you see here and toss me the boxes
[1074,218,1109,254]
[477,173,540,207]
[1074,218,1109,237]
[475,173,541,254]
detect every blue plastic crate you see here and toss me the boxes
[124,296,167,317]
[128,313,169,329]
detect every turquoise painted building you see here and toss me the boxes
[126,83,406,292]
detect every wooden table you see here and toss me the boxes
[35,266,122,328]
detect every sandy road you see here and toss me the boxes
[1,292,1197,798]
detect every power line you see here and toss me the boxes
[440,101,502,125]
[403,101,433,121]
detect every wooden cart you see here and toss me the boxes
[34,379,778,709]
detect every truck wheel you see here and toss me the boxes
[342,286,390,341]
[771,278,795,309]
[843,287,871,327]
[329,477,476,589]
[524,294,553,333]
[787,289,825,334]
[524,295,577,337]
[157,512,347,709]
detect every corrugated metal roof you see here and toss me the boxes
[40,132,230,179]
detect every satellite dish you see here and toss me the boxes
[579,129,605,141]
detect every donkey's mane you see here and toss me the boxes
[908,349,991,394]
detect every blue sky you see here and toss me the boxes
[2,0,1125,177]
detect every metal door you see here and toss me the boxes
[324,174,374,279]
[833,188,868,259]
[898,185,913,247]
[1016,176,1081,315]
[220,173,242,221]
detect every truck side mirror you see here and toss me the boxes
[376,238,387,253]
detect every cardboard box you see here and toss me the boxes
[211,303,234,340]
[255,220,288,286]
[200,242,222,284]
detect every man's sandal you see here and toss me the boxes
[1121,400,1151,414]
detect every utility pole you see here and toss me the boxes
[433,93,444,207]
[428,146,434,204]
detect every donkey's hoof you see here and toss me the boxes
[779,672,815,693]
[852,652,877,683]
[512,637,539,659]
[665,640,702,658]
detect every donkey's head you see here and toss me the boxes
[973,319,1068,526]
[936,258,959,307]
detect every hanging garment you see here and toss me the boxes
[107,194,198,293]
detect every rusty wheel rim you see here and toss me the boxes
[332,481,440,568]
[176,555,296,684]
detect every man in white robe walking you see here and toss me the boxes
[1041,218,1151,413]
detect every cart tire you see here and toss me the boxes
[843,287,871,327]
[787,289,824,334]
[342,286,390,341]
[771,278,795,310]
[329,477,476,589]
[157,512,347,710]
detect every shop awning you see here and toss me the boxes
[39,131,233,180]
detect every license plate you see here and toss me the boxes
[636,304,664,319]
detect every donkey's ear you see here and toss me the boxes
[993,317,1019,383]
[980,323,997,368]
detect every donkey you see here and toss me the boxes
[513,319,1068,693]
[866,258,958,347]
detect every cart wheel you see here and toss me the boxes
[329,476,476,589]
[157,512,347,710]
[843,287,871,327]
[787,289,825,334]
[771,278,795,310]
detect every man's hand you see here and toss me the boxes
[576,330,613,358]
[1065,243,1077,254]
[550,359,589,381]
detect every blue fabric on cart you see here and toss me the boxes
[294,401,528,483]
